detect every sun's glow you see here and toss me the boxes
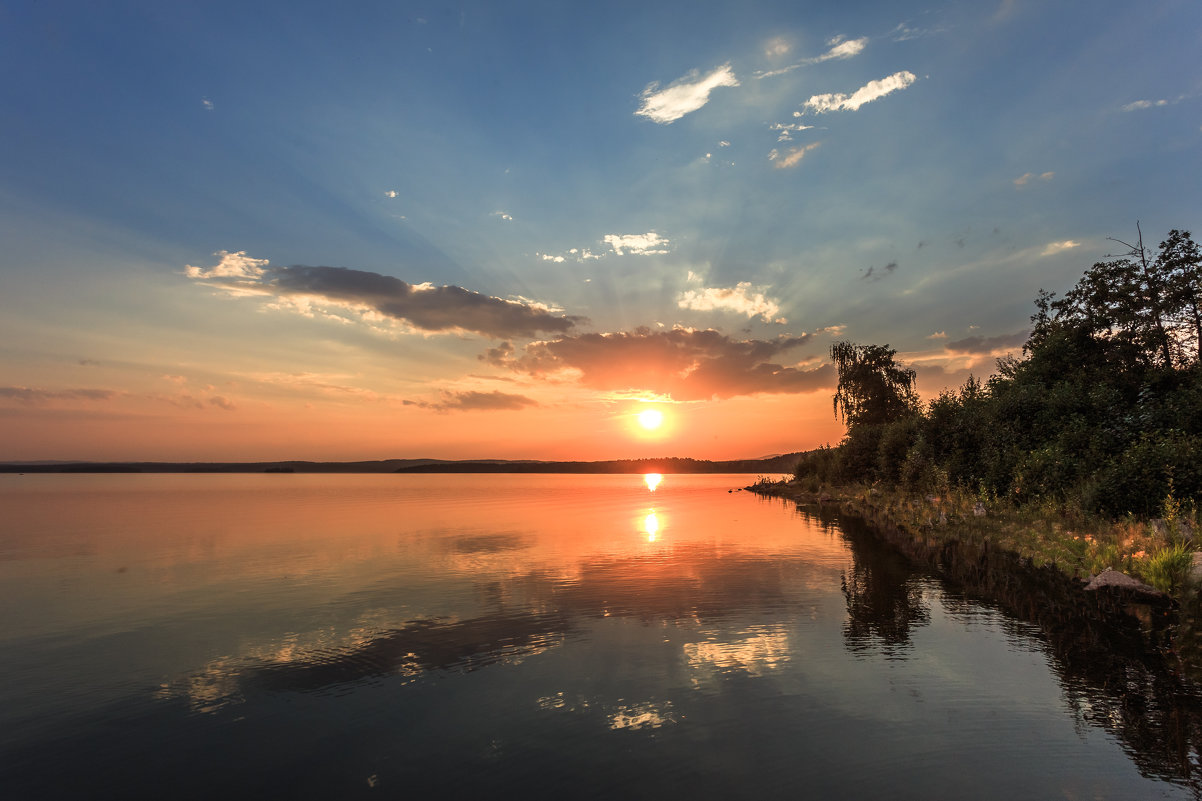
[644,473,662,492]
[638,408,664,430]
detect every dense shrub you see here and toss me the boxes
[809,227,1202,519]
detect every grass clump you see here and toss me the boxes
[1140,543,1196,596]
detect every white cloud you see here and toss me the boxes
[604,232,671,255]
[541,247,601,264]
[677,282,783,322]
[770,122,815,142]
[384,190,399,198]
[1122,98,1169,112]
[1041,240,1080,256]
[184,250,268,279]
[201,98,214,111]
[803,71,917,113]
[822,36,867,61]
[635,64,740,124]
[768,142,821,169]
[757,36,868,79]
[927,331,947,339]
[492,211,513,221]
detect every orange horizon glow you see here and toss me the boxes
[0,391,850,464]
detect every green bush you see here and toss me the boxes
[1141,544,1196,595]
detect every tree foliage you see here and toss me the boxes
[830,342,918,430]
[801,225,1202,517]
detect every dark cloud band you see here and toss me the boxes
[188,254,582,339]
[483,327,832,401]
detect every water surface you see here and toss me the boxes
[0,473,1196,799]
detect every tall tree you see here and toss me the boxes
[1158,229,1202,363]
[1053,223,1179,369]
[830,342,918,430]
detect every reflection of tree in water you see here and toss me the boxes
[807,502,1202,794]
[836,512,930,656]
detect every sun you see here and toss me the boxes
[637,408,664,430]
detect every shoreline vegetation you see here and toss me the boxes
[749,225,1202,675]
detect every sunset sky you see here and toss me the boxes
[2,0,1200,462]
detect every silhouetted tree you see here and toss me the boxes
[1158,229,1202,361]
[1050,223,1197,370]
[830,342,918,430]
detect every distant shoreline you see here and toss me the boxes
[0,453,804,475]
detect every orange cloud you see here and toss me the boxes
[482,327,832,401]
[404,390,539,412]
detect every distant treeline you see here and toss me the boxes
[1,454,803,475]
[395,455,803,474]
[0,460,424,473]
[798,226,1202,517]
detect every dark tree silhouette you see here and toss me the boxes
[830,341,918,430]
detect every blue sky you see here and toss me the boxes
[1,0,1200,461]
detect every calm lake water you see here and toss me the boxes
[1,473,1199,799]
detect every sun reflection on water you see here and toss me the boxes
[643,473,662,492]
[644,511,659,542]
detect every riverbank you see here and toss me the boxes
[747,478,1202,674]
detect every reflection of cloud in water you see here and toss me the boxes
[609,700,675,731]
[445,533,530,554]
[550,544,834,622]
[162,611,570,710]
[439,531,532,574]
[163,543,835,709]
[684,624,791,677]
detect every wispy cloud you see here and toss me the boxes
[186,251,582,339]
[635,64,739,124]
[944,331,1028,355]
[1041,240,1079,256]
[482,328,830,401]
[677,282,783,323]
[405,390,538,412]
[889,22,947,41]
[603,232,671,255]
[769,122,815,142]
[768,142,821,169]
[803,71,917,113]
[491,211,513,221]
[756,36,868,79]
[1121,94,1191,112]
[1014,171,1054,186]
[0,386,118,405]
